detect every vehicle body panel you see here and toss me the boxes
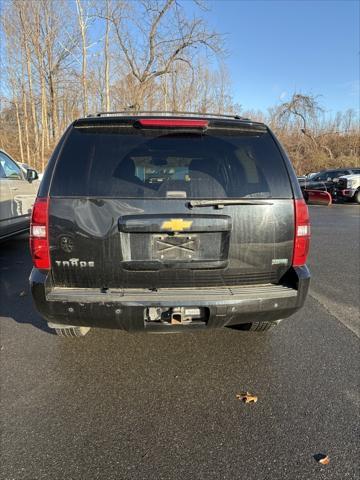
[0,150,38,239]
[30,265,310,331]
[0,175,14,238]
[48,198,294,289]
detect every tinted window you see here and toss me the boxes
[51,126,292,198]
[314,173,328,181]
[332,170,347,178]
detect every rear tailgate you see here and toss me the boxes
[48,117,294,289]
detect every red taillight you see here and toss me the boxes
[137,118,209,129]
[30,197,50,269]
[292,199,311,267]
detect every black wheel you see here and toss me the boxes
[229,320,282,332]
[239,320,282,332]
[54,326,91,337]
[354,190,360,204]
[249,321,278,331]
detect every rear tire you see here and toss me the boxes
[54,326,91,337]
[247,320,282,332]
[354,190,360,204]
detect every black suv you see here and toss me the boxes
[30,112,310,336]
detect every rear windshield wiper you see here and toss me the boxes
[188,199,273,209]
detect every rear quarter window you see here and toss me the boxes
[50,125,293,199]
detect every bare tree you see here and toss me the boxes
[76,0,96,116]
[107,0,223,108]
[1,1,358,176]
[277,93,323,139]
[104,0,112,111]
[16,0,40,160]
[276,92,336,159]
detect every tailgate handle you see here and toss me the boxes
[119,214,232,233]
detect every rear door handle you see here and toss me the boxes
[10,187,18,191]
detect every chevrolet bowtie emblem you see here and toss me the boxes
[161,218,193,232]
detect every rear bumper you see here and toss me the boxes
[334,188,356,198]
[30,266,310,332]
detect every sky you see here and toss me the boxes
[0,0,358,116]
[197,0,359,115]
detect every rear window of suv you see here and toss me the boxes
[50,124,292,198]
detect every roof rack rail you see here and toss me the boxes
[86,110,249,121]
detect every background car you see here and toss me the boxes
[0,150,39,240]
[334,170,360,203]
[297,175,308,185]
[307,172,320,179]
[300,168,359,197]
[297,171,319,186]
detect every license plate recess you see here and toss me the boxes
[152,234,200,261]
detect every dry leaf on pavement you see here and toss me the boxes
[318,455,330,465]
[236,392,258,404]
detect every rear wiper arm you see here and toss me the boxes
[188,199,273,209]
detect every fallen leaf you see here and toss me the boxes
[318,455,330,465]
[19,290,26,297]
[236,392,258,404]
[314,453,330,465]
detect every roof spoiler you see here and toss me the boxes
[86,110,250,121]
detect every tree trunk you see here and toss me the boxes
[81,32,88,115]
[19,5,39,156]
[40,71,49,169]
[48,71,58,139]
[104,15,110,111]
[25,41,39,157]
[134,81,147,111]
[76,0,88,116]
[14,97,24,163]
[21,83,31,165]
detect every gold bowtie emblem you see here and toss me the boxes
[161,218,193,232]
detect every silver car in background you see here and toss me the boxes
[0,150,39,240]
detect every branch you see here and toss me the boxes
[111,19,141,81]
[143,0,175,78]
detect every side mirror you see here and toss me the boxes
[26,168,38,182]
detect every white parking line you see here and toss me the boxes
[310,289,360,338]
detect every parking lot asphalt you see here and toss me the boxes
[0,204,359,480]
